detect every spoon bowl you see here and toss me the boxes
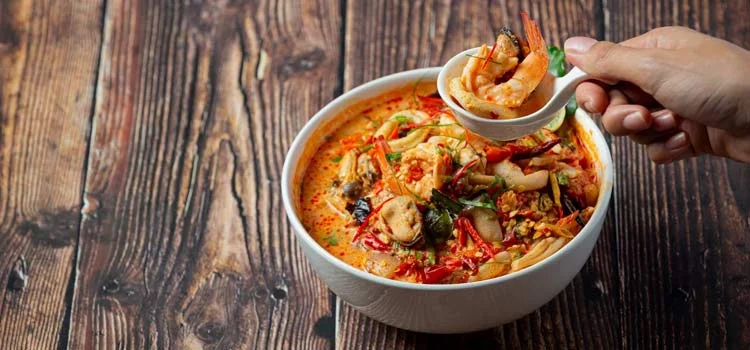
[437,47,590,140]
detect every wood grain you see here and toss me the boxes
[336,1,618,349]
[605,1,750,348]
[65,0,341,349]
[0,0,102,348]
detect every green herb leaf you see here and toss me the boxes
[385,152,402,162]
[424,207,454,240]
[415,251,423,260]
[393,115,410,124]
[556,172,570,186]
[565,96,578,117]
[465,54,504,66]
[325,232,339,246]
[359,144,373,152]
[426,244,437,265]
[331,155,343,163]
[489,175,501,188]
[458,198,498,210]
[431,189,465,215]
[547,45,566,77]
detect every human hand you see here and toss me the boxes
[564,27,750,164]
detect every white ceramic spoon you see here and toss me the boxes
[437,47,591,141]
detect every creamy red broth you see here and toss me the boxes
[299,82,599,284]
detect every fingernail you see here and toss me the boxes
[665,132,688,150]
[622,112,648,131]
[652,113,677,132]
[564,37,597,55]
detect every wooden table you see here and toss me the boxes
[1,0,749,348]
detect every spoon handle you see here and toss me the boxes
[553,67,590,98]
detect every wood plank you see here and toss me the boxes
[0,0,102,348]
[604,1,750,348]
[336,1,615,348]
[66,0,341,348]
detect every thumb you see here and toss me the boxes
[564,37,667,94]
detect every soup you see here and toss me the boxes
[299,82,599,284]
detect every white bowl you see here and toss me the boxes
[282,67,614,334]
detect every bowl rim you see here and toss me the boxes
[281,67,614,291]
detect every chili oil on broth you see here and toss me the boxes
[300,83,436,270]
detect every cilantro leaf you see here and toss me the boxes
[325,232,339,246]
[385,152,402,162]
[547,45,566,77]
[393,115,410,124]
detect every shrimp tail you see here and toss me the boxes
[521,11,548,62]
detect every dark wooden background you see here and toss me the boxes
[0,0,748,349]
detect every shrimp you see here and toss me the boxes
[449,12,549,119]
[459,28,520,95]
[486,12,549,108]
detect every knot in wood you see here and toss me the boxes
[271,285,288,300]
[195,321,225,343]
[280,48,326,78]
[7,256,28,291]
[102,279,120,294]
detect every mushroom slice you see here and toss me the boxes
[364,252,401,278]
[466,207,503,242]
[468,262,510,282]
[376,195,423,246]
[491,159,548,192]
[511,237,568,271]
[337,150,362,199]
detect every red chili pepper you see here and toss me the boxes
[423,265,456,284]
[484,145,514,163]
[373,138,403,195]
[457,217,496,257]
[451,158,479,187]
[408,166,424,181]
[388,125,400,140]
[502,232,518,246]
[353,197,394,241]
[510,139,561,160]
[339,133,364,150]
[442,257,462,269]
[362,234,391,251]
[398,113,440,133]
[484,139,562,163]
[461,256,478,274]
[455,219,467,247]
[417,96,445,115]
[481,39,499,70]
